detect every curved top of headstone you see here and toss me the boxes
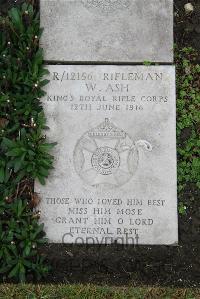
[81,0,131,14]
[40,0,173,63]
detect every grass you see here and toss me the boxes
[0,284,200,299]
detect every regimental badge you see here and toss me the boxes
[81,0,131,14]
[73,119,152,189]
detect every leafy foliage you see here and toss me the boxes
[175,47,200,213]
[0,3,54,282]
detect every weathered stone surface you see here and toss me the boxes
[40,0,173,63]
[35,65,178,245]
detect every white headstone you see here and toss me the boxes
[40,0,173,63]
[35,65,178,245]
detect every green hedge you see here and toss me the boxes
[0,3,55,282]
[175,47,200,214]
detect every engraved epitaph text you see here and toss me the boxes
[35,65,178,245]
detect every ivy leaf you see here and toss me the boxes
[8,263,19,278]
[4,167,11,183]
[13,154,25,173]
[38,167,49,177]
[19,264,26,283]
[8,8,24,33]
[24,245,31,257]
[0,167,4,183]
[39,142,57,151]
[6,148,23,157]
[33,49,43,65]
[16,199,23,217]
[40,79,50,87]
[37,175,46,185]
[2,138,16,148]
[15,170,26,183]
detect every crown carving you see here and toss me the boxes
[88,118,126,139]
